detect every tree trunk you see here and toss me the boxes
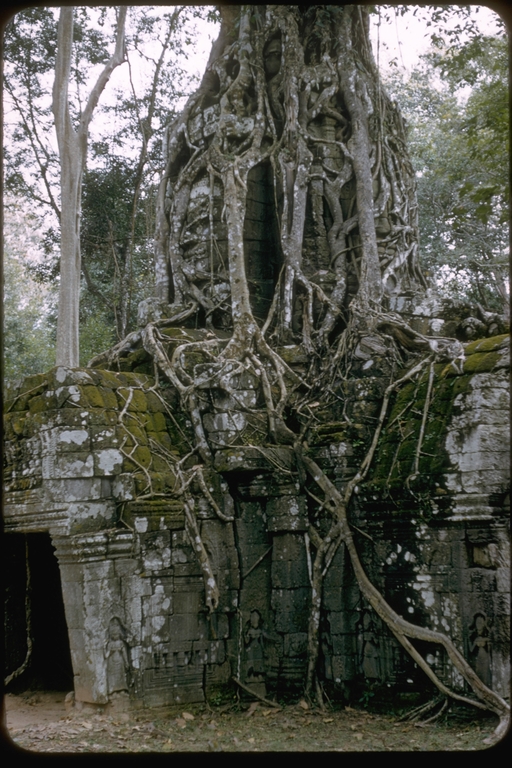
[53,6,126,367]
[155,4,425,341]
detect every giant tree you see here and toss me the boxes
[86,5,510,737]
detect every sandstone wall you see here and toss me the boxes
[3,335,509,708]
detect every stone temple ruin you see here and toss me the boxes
[4,299,509,713]
[3,7,510,716]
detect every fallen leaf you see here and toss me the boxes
[175,718,187,728]
[262,710,272,717]
[248,737,255,744]
[323,718,334,724]
[355,733,363,740]
[299,700,309,711]
[182,712,195,721]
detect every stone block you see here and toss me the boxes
[272,533,306,563]
[331,654,356,682]
[116,388,148,412]
[68,501,117,533]
[208,612,230,640]
[55,428,90,452]
[239,502,269,533]
[283,632,308,657]
[58,563,85,585]
[94,449,124,476]
[496,568,510,593]
[54,452,95,479]
[140,530,171,572]
[271,588,309,633]
[83,559,115,582]
[173,590,202,614]
[90,426,118,448]
[328,611,352,635]
[207,640,226,665]
[470,568,497,592]
[168,614,205,645]
[68,628,86,653]
[323,588,343,612]
[267,496,308,532]
[271,558,310,589]
[461,470,509,494]
[63,595,86,630]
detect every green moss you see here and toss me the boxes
[145,391,167,412]
[464,333,509,355]
[89,409,118,426]
[28,393,56,413]
[4,413,25,438]
[89,369,122,389]
[116,387,148,412]
[122,425,148,446]
[150,455,172,474]
[133,445,152,468]
[6,385,46,413]
[102,388,119,409]
[389,382,416,416]
[276,346,309,365]
[450,375,472,397]
[143,412,167,432]
[115,372,152,388]
[21,373,48,392]
[463,351,501,373]
[433,378,456,402]
[127,348,151,366]
[79,386,106,409]
[133,473,151,494]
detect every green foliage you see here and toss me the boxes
[3,203,57,385]
[4,6,219,364]
[384,31,509,312]
[79,157,155,342]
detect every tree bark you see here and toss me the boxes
[155,5,424,342]
[53,6,127,367]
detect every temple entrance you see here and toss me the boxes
[4,532,74,693]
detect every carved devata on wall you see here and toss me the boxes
[3,5,509,738]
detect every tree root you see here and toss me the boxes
[232,677,281,709]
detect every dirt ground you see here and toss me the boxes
[1,689,506,753]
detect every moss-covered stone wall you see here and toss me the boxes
[3,336,509,708]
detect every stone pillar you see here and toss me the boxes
[53,530,134,709]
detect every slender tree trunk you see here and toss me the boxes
[53,6,126,367]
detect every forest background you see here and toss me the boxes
[2,3,509,384]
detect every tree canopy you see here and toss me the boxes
[384,28,509,316]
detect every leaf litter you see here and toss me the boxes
[4,691,500,752]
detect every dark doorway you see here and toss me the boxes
[4,532,74,692]
[244,162,282,324]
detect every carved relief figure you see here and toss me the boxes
[358,610,381,681]
[106,617,131,695]
[244,609,266,682]
[469,612,492,687]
